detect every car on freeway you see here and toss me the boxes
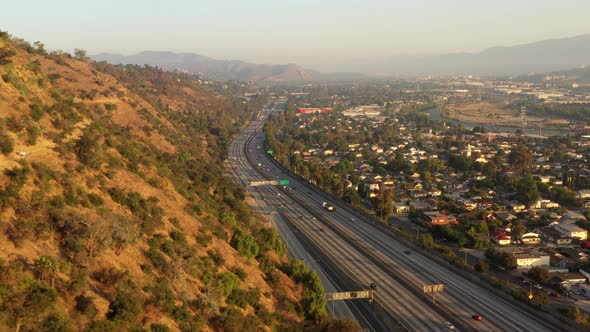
[533,284,543,290]
[444,321,455,329]
[472,314,483,321]
[370,282,378,290]
[404,250,411,255]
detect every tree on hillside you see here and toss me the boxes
[508,145,533,174]
[301,271,327,322]
[75,130,102,169]
[33,41,47,56]
[0,132,15,155]
[230,228,259,260]
[0,30,9,42]
[111,215,140,255]
[1,281,58,332]
[0,47,16,65]
[74,48,89,61]
[34,256,58,288]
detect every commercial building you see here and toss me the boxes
[514,252,550,268]
[499,248,550,268]
[555,223,588,240]
[298,108,334,114]
[421,212,458,226]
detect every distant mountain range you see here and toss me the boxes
[93,34,590,80]
[342,34,590,76]
[92,51,362,82]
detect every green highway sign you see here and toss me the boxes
[279,180,289,186]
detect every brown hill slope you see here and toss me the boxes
[0,32,349,332]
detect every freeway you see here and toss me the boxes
[228,111,382,330]
[228,108,565,332]
[229,109,451,331]
[246,185,359,321]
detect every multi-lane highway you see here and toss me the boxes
[227,108,564,332]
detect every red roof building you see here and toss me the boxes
[299,108,334,114]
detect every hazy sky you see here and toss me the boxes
[2,0,590,69]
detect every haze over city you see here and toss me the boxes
[3,0,590,71]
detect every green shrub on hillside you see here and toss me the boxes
[39,314,71,332]
[0,47,16,65]
[106,292,143,322]
[229,228,259,260]
[217,272,240,297]
[26,125,40,145]
[104,103,117,111]
[150,323,170,332]
[0,280,58,331]
[1,70,30,95]
[30,103,44,121]
[0,132,14,155]
[0,166,30,208]
[75,130,103,169]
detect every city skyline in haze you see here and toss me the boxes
[2,0,590,70]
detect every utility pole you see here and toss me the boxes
[416,227,420,238]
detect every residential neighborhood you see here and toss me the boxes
[264,83,590,319]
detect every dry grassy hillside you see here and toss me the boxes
[0,32,354,332]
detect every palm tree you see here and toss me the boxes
[34,256,58,288]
